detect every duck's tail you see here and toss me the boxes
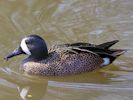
[111,49,127,57]
[95,40,127,66]
[97,40,119,49]
[100,49,127,66]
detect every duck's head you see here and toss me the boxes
[4,35,48,60]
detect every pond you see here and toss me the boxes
[0,0,133,100]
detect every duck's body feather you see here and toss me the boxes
[22,46,103,76]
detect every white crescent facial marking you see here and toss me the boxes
[101,57,110,66]
[20,38,31,55]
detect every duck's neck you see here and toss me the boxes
[29,50,48,61]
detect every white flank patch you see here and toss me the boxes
[20,38,31,55]
[101,57,110,66]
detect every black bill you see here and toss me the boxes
[4,46,25,60]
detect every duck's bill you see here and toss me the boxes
[4,46,25,60]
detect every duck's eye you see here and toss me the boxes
[25,40,32,44]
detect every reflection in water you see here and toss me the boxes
[44,81,133,100]
[0,0,133,100]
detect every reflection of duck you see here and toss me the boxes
[5,35,126,76]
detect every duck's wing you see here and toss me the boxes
[57,40,119,48]
[50,40,126,59]
[57,40,120,55]
[76,46,115,54]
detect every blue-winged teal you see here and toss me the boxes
[5,35,126,76]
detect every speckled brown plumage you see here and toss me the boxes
[22,48,103,76]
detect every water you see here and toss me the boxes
[0,0,133,100]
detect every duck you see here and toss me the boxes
[4,34,126,76]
